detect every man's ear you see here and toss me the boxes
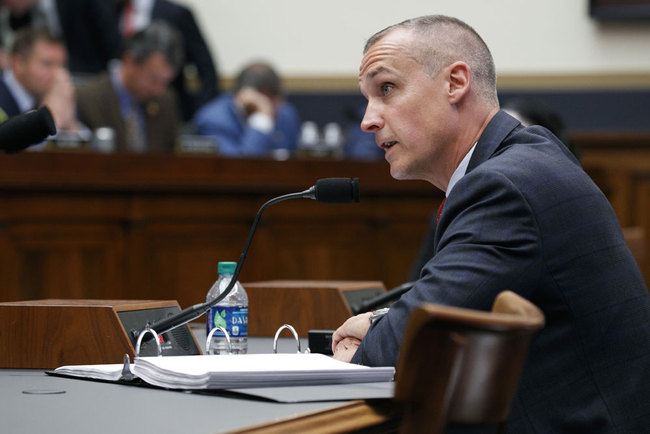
[447,61,471,104]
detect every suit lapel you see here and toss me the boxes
[433,110,521,252]
[466,110,521,174]
[0,80,21,117]
[99,74,130,151]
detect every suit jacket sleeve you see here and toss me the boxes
[57,0,121,73]
[84,0,122,63]
[176,6,218,100]
[352,168,542,367]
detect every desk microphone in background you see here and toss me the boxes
[308,281,416,356]
[140,177,360,339]
[350,280,415,315]
[0,106,57,153]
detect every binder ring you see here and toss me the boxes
[206,326,232,354]
[273,324,301,353]
[135,328,162,359]
[120,354,135,381]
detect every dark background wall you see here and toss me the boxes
[287,89,650,133]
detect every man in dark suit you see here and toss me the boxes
[54,0,122,76]
[0,75,21,122]
[117,0,219,121]
[332,15,650,432]
[0,0,121,76]
[75,21,183,153]
[0,27,83,136]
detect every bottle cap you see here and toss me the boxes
[218,261,237,274]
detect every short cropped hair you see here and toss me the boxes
[364,15,498,107]
[234,62,282,98]
[11,27,63,59]
[123,20,184,71]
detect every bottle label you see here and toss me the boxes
[207,306,248,338]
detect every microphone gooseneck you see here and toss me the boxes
[142,178,360,338]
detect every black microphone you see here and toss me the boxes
[350,281,415,315]
[0,106,57,153]
[139,177,360,339]
[302,177,360,203]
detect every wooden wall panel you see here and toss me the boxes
[0,152,437,308]
[2,136,650,307]
[2,223,124,300]
[577,133,650,285]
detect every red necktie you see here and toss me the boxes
[123,1,135,36]
[436,198,446,224]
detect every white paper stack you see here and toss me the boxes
[54,353,395,390]
[54,363,124,382]
[131,353,395,389]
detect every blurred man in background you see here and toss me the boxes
[193,61,300,158]
[76,21,183,153]
[117,0,219,121]
[0,0,121,77]
[0,27,84,141]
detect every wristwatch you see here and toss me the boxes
[369,307,390,325]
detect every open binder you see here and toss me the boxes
[49,324,395,400]
[53,353,395,390]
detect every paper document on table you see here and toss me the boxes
[54,363,124,382]
[132,353,394,389]
[53,353,395,390]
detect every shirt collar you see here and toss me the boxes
[446,142,477,197]
[109,60,139,115]
[121,0,155,33]
[2,69,35,113]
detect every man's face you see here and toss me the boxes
[123,52,175,102]
[359,29,457,187]
[13,40,66,101]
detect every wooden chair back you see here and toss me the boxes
[231,290,544,434]
[394,290,545,433]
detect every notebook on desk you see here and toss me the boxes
[50,353,395,402]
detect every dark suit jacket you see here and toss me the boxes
[151,0,218,120]
[0,79,21,120]
[352,111,650,432]
[75,73,179,153]
[7,0,121,75]
[55,0,122,75]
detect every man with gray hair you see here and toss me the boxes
[76,20,183,153]
[332,15,650,432]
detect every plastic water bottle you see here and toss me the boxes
[205,261,248,354]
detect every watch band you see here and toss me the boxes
[369,307,390,325]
